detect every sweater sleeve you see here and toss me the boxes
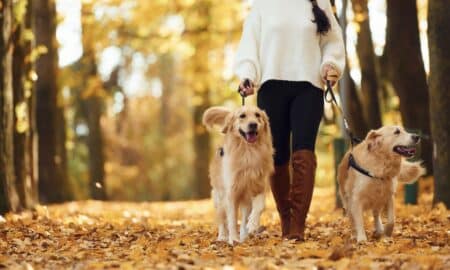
[318,0,346,80]
[233,4,261,85]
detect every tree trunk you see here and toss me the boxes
[385,0,432,174]
[85,96,106,200]
[28,0,39,205]
[338,0,368,139]
[428,1,450,207]
[351,0,382,129]
[80,3,107,200]
[341,64,369,139]
[33,0,71,203]
[12,0,36,209]
[159,53,175,200]
[190,1,212,199]
[0,0,21,213]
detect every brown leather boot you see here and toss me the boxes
[287,150,317,241]
[270,164,291,237]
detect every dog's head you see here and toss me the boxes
[365,126,420,158]
[222,106,271,144]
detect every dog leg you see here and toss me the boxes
[247,193,265,234]
[385,196,395,237]
[350,203,367,243]
[225,196,239,245]
[373,209,384,239]
[213,190,227,241]
[217,206,228,242]
[239,203,250,242]
[213,190,228,242]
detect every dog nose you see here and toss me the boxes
[412,134,420,143]
[248,122,258,130]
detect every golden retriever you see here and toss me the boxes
[202,106,274,245]
[338,126,426,242]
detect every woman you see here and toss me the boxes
[234,0,345,241]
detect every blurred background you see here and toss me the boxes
[1,0,449,210]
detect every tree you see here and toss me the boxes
[159,53,176,200]
[338,0,369,139]
[33,0,72,202]
[13,0,39,209]
[78,2,107,200]
[184,1,213,199]
[428,1,450,207]
[351,0,382,129]
[1,0,21,213]
[384,0,432,173]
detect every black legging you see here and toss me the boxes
[257,80,324,166]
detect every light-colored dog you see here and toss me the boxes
[203,106,274,245]
[338,126,426,242]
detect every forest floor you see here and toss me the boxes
[1,180,449,270]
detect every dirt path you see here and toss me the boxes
[1,185,449,269]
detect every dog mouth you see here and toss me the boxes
[239,129,258,143]
[393,145,416,158]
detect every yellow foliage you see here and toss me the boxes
[14,101,29,134]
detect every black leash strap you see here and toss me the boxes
[324,80,361,148]
[237,79,251,106]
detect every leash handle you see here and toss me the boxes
[325,80,338,104]
[237,79,251,106]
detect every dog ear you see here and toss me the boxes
[366,130,381,151]
[203,106,231,131]
[222,113,235,134]
[261,110,271,133]
[366,130,380,140]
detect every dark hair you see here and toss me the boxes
[310,0,331,35]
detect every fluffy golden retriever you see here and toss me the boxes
[202,106,274,245]
[338,126,426,242]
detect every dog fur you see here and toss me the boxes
[203,106,274,244]
[338,126,426,242]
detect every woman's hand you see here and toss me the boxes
[238,79,255,97]
[322,65,339,87]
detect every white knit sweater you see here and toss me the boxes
[234,0,346,90]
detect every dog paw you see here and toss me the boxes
[217,235,228,242]
[385,224,394,237]
[228,236,240,246]
[239,233,248,243]
[356,235,367,243]
[246,220,259,234]
[373,230,384,240]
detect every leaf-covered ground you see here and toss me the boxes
[1,181,449,269]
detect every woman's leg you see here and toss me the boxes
[257,80,292,237]
[257,80,292,166]
[288,83,324,241]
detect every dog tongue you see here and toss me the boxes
[246,133,257,143]
[398,146,416,157]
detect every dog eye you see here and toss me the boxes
[255,113,261,118]
[239,113,246,119]
[394,129,400,135]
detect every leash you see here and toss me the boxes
[237,79,251,106]
[324,80,361,149]
[324,80,380,179]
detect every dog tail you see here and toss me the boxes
[202,106,231,130]
[397,160,426,184]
